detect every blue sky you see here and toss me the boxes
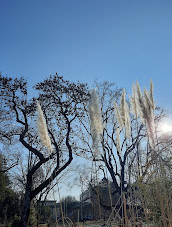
[0,0,172,114]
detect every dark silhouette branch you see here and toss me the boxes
[30,118,73,199]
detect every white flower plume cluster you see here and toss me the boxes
[114,89,131,139]
[130,84,139,119]
[130,81,156,149]
[149,80,155,110]
[37,101,52,153]
[88,80,156,156]
[89,89,103,156]
[120,90,131,139]
[113,101,123,130]
[116,128,121,154]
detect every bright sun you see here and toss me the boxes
[160,122,172,134]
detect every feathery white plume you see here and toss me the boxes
[113,101,123,130]
[116,128,121,155]
[130,84,139,118]
[136,81,146,124]
[149,80,156,110]
[125,103,131,138]
[120,89,126,125]
[135,81,155,149]
[143,88,155,149]
[120,89,131,138]
[144,88,153,113]
[37,101,52,153]
[89,89,103,156]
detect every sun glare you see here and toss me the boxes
[159,122,172,134]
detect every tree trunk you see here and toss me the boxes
[21,176,32,227]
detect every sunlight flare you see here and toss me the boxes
[159,121,172,134]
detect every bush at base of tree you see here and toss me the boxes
[0,153,22,226]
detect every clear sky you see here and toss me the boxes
[0,0,172,113]
[0,0,172,199]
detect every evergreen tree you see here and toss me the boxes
[0,153,21,226]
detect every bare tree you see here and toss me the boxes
[0,74,89,227]
[80,80,170,224]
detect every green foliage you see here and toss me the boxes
[27,200,37,227]
[38,204,51,224]
[0,154,9,202]
[0,154,21,226]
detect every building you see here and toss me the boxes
[80,177,120,220]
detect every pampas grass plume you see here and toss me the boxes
[89,89,103,156]
[149,80,156,110]
[113,101,123,130]
[120,89,131,138]
[37,101,52,153]
[130,84,139,118]
[116,128,121,155]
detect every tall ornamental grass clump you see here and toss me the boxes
[88,80,172,226]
